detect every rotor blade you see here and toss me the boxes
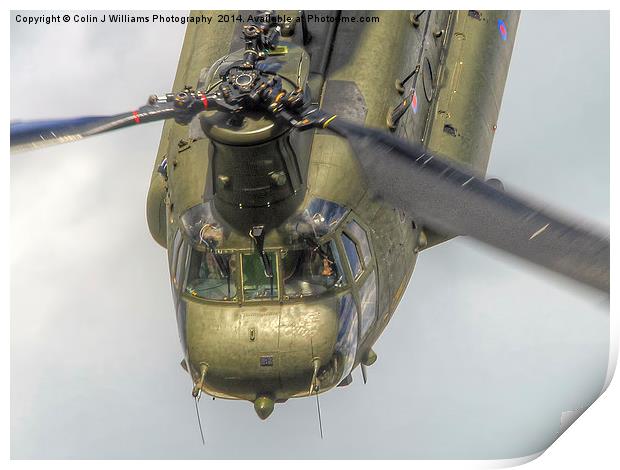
[323,117,609,293]
[10,101,177,152]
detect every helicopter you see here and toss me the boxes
[10,9,609,455]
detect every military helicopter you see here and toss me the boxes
[11,7,609,436]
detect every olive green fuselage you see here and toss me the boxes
[146,11,518,410]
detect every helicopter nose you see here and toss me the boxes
[182,295,356,409]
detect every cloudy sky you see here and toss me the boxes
[10,11,609,460]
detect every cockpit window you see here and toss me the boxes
[359,270,378,338]
[175,243,188,291]
[341,233,362,279]
[181,197,349,252]
[185,249,238,301]
[282,239,347,298]
[304,199,349,237]
[242,252,279,301]
[180,202,226,248]
[177,198,359,303]
[280,197,350,241]
[345,220,372,267]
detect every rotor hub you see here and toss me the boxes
[228,69,258,93]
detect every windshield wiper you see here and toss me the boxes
[249,225,273,278]
[203,238,232,296]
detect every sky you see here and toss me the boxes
[10,11,610,460]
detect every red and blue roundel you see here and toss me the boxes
[498,19,508,41]
[411,90,418,114]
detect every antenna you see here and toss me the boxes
[194,397,206,445]
[315,387,324,439]
[310,338,324,439]
[190,363,208,446]
[361,364,368,384]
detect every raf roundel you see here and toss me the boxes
[498,18,508,41]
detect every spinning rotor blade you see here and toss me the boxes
[11,101,179,152]
[321,117,609,293]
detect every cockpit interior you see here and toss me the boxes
[171,198,376,310]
